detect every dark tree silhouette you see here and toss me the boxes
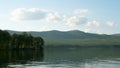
[0,30,44,50]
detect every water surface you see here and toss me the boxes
[0,46,120,68]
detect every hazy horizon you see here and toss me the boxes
[5,29,119,35]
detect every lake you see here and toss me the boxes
[0,46,120,68]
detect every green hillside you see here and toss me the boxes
[7,30,120,47]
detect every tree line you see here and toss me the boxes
[0,30,44,50]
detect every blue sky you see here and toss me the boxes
[0,0,120,34]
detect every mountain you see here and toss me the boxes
[112,34,120,36]
[7,30,111,39]
[7,30,120,46]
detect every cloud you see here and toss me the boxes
[40,26,52,31]
[11,8,47,21]
[11,8,62,23]
[84,28,103,34]
[107,21,115,27]
[95,30,102,34]
[87,21,100,27]
[65,16,88,26]
[84,28,91,33]
[74,9,89,14]
[11,8,96,28]
[45,12,62,23]
[11,8,89,26]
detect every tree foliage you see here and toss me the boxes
[0,30,44,50]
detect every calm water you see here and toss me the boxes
[0,46,120,68]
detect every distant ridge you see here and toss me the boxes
[6,30,120,46]
[7,30,109,39]
[112,34,120,36]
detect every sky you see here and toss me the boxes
[0,0,120,34]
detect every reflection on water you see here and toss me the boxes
[0,46,120,68]
[0,50,43,67]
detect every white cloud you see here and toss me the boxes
[87,21,100,27]
[11,8,47,21]
[40,26,52,31]
[66,16,87,26]
[11,8,63,23]
[84,28,103,34]
[74,9,89,14]
[107,21,115,27]
[84,28,91,33]
[45,12,62,23]
[96,30,103,34]
[11,8,96,28]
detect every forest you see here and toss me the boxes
[0,30,44,50]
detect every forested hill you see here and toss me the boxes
[7,30,120,46]
[112,34,120,36]
[7,30,115,39]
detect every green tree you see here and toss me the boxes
[0,30,44,50]
[0,30,11,49]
